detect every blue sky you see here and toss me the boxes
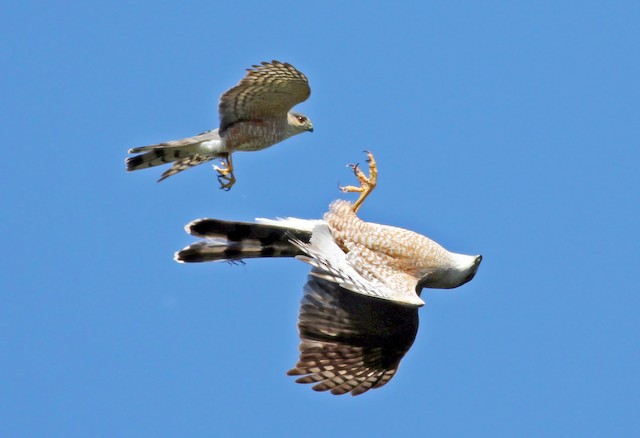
[2,1,639,436]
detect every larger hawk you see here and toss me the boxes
[175,153,482,395]
[126,61,313,190]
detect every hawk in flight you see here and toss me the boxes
[175,153,482,395]
[126,61,313,190]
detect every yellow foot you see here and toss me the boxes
[339,151,377,213]
[214,154,236,191]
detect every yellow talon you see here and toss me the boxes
[214,154,236,191]
[339,151,377,213]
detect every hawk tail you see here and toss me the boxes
[125,130,223,181]
[175,219,313,263]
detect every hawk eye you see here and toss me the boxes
[296,115,307,123]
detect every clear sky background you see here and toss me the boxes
[2,1,639,436]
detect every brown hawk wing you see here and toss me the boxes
[218,60,311,132]
[288,272,419,396]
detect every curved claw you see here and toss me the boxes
[213,154,236,191]
[348,162,361,174]
[217,174,234,191]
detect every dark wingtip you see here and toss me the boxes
[125,155,143,171]
[174,248,202,263]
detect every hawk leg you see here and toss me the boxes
[214,153,237,191]
[340,151,378,213]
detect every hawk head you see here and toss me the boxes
[287,111,314,135]
[416,254,482,291]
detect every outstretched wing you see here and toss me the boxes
[218,60,310,132]
[288,273,419,396]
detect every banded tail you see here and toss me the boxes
[175,218,316,263]
[125,130,223,181]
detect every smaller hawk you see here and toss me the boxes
[175,152,482,395]
[126,61,313,190]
